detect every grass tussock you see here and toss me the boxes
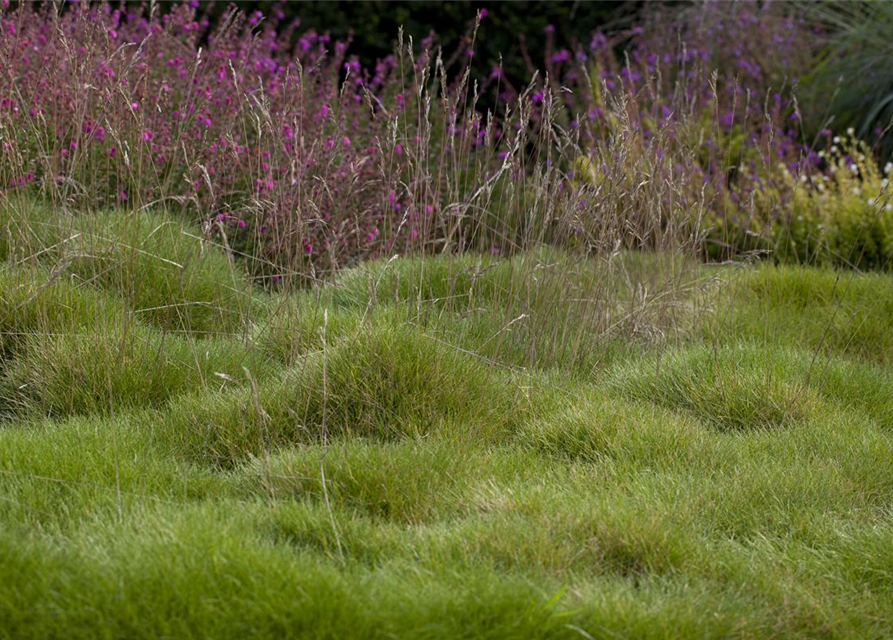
[0,325,278,419]
[156,321,534,466]
[0,264,129,356]
[705,264,893,363]
[242,439,482,525]
[0,199,262,334]
[609,346,819,431]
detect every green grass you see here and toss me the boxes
[703,263,893,363]
[2,199,893,638]
[0,198,264,334]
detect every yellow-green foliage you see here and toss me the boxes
[779,134,893,269]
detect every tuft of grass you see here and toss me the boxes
[0,264,129,357]
[154,321,531,466]
[0,324,280,419]
[253,294,365,366]
[706,263,893,363]
[516,392,715,469]
[326,250,701,373]
[241,439,481,525]
[609,345,819,431]
[611,342,893,432]
[0,199,263,334]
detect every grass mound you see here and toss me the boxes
[1,199,261,334]
[517,393,712,468]
[4,199,893,638]
[0,324,278,419]
[0,264,129,356]
[156,321,527,466]
[253,296,364,366]
[242,439,480,524]
[609,346,818,431]
[611,343,893,432]
[326,250,699,372]
[705,263,893,363]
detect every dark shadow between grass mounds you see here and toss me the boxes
[154,322,529,467]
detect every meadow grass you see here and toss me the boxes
[1,199,893,639]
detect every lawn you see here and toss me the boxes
[1,199,892,639]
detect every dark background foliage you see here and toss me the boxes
[185,1,636,88]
